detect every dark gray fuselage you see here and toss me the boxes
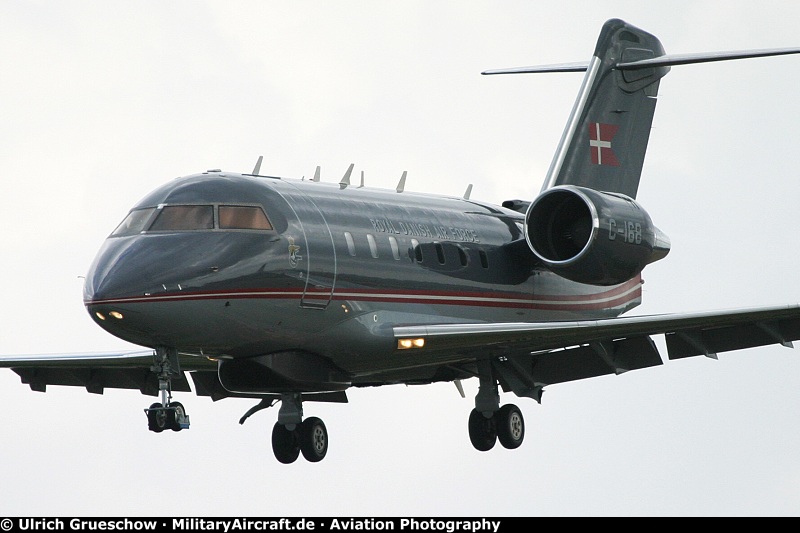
[83,172,642,383]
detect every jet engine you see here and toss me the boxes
[525,185,670,285]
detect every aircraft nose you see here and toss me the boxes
[83,238,137,303]
[83,235,197,303]
[84,231,275,304]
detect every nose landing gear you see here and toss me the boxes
[146,401,190,432]
[144,347,190,433]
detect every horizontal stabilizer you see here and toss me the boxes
[483,48,800,76]
[482,62,589,75]
[617,47,800,70]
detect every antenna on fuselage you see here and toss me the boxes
[252,155,263,176]
[312,166,321,182]
[358,170,365,188]
[339,163,354,189]
[396,171,407,193]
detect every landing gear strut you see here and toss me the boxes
[467,360,525,451]
[144,347,190,432]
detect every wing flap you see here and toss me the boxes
[12,366,192,396]
[530,335,663,385]
[493,335,662,401]
[666,316,800,360]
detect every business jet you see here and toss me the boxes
[3,19,799,463]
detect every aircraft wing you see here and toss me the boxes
[393,305,800,398]
[0,349,217,396]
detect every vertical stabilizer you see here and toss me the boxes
[544,19,667,198]
[484,19,800,199]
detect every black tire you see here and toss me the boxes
[468,408,497,452]
[147,402,167,433]
[496,404,525,449]
[299,417,328,462]
[271,422,300,464]
[169,402,186,432]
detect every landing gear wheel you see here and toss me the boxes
[468,408,497,452]
[170,402,186,432]
[271,422,300,464]
[147,402,167,433]
[299,417,328,462]
[496,404,525,449]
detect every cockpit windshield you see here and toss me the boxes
[219,205,273,230]
[110,204,273,237]
[150,205,214,232]
[111,208,157,237]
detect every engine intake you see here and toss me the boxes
[526,185,670,285]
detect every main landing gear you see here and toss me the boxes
[144,347,190,433]
[240,393,329,464]
[468,404,525,451]
[467,360,526,452]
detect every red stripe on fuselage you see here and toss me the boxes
[85,277,642,312]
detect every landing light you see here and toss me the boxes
[109,311,124,320]
[95,312,106,321]
[397,338,425,350]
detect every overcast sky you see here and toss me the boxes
[1,0,800,517]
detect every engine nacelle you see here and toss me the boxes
[525,185,670,285]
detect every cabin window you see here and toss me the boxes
[411,239,422,262]
[219,205,272,230]
[111,208,157,237]
[479,250,489,269]
[389,236,401,260]
[149,205,214,232]
[344,232,356,256]
[435,242,445,265]
[367,234,379,259]
[457,246,468,267]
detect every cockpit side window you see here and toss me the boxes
[149,205,214,231]
[111,208,157,237]
[219,205,272,230]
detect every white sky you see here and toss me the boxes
[1,0,799,517]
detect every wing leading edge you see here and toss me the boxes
[0,349,216,396]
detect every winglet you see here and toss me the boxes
[358,170,365,188]
[312,166,321,182]
[463,184,473,200]
[396,171,407,193]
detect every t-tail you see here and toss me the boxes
[486,19,800,286]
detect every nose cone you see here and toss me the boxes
[84,233,225,303]
[84,238,137,303]
[85,230,282,304]
[84,232,239,346]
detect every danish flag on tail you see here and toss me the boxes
[588,122,620,166]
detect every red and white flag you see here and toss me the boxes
[588,122,620,166]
